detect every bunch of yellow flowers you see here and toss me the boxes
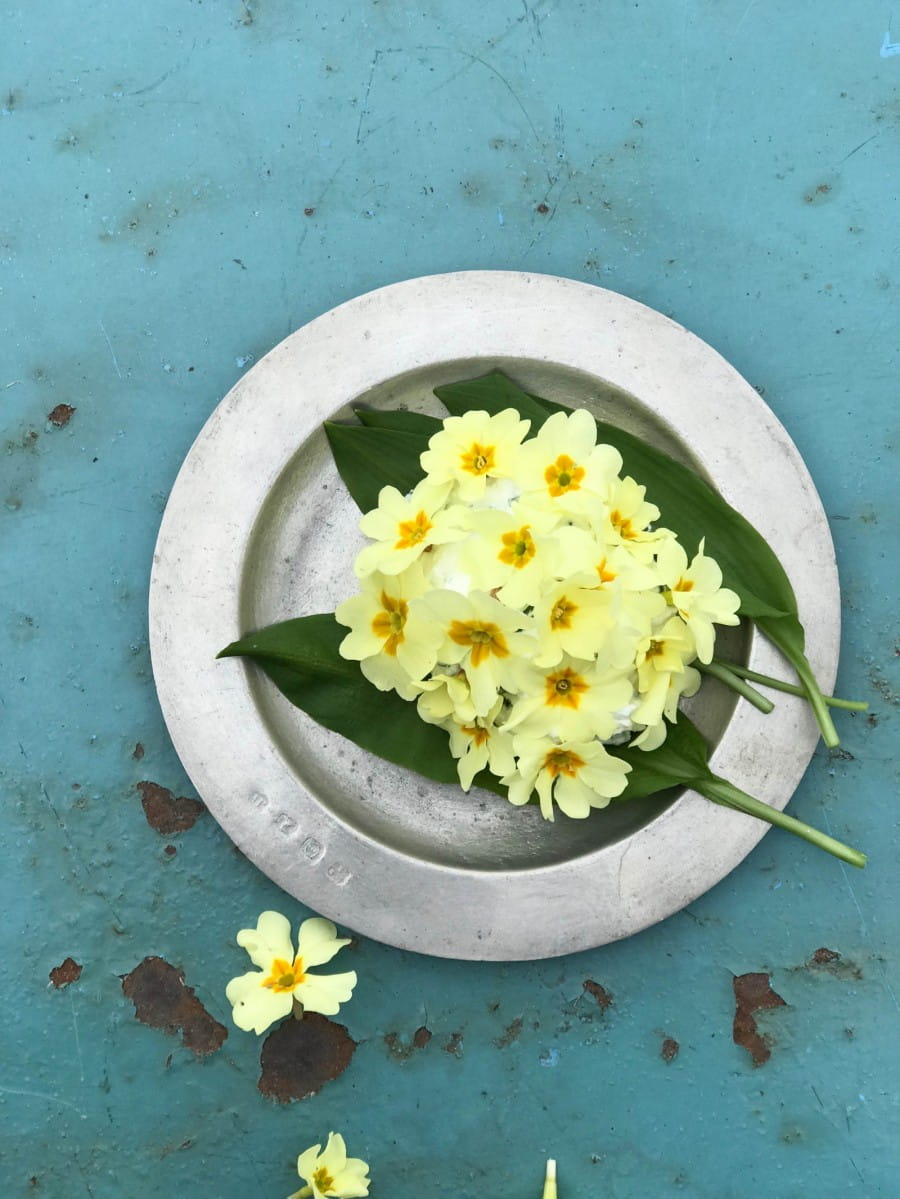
[336,408,740,821]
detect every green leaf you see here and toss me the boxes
[608,712,712,801]
[219,615,461,785]
[354,407,443,437]
[434,371,552,432]
[324,422,427,512]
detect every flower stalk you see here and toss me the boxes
[698,777,866,868]
[697,660,775,714]
[712,659,868,711]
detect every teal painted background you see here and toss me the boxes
[2,2,897,1195]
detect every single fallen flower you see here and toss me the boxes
[226,911,357,1035]
[287,1132,370,1199]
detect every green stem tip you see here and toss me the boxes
[698,660,775,714]
[713,659,868,712]
[700,778,866,869]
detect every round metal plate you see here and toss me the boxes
[149,271,839,961]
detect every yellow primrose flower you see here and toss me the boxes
[553,525,662,593]
[288,1132,370,1199]
[335,565,443,699]
[353,479,462,578]
[447,708,516,791]
[226,912,357,1035]
[599,476,671,560]
[635,614,697,696]
[531,580,618,668]
[631,664,702,750]
[419,407,531,501]
[423,588,534,716]
[655,537,741,663]
[412,669,478,727]
[503,736,632,820]
[514,409,623,516]
[455,506,560,609]
[504,658,635,742]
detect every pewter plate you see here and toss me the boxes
[149,271,839,961]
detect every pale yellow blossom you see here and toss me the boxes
[503,736,632,819]
[353,479,462,578]
[513,409,623,516]
[655,536,741,663]
[335,565,442,699]
[419,407,531,501]
[504,658,634,742]
[226,913,356,1035]
[287,1133,370,1199]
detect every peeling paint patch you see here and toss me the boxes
[583,979,613,1010]
[808,947,863,981]
[121,956,227,1056]
[733,972,786,1066]
[661,1036,679,1063]
[495,1016,523,1048]
[48,403,75,427]
[384,1026,430,1059]
[258,1012,356,1102]
[444,1031,463,1056]
[137,781,205,834]
[49,957,82,988]
[132,742,145,760]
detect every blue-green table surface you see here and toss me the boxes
[2,3,898,1195]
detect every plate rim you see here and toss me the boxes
[149,270,840,960]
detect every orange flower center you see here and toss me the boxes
[371,592,408,656]
[312,1166,336,1193]
[544,454,585,497]
[395,510,432,549]
[544,666,588,709]
[460,441,496,476]
[449,620,509,667]
[461,724,490,747]
[673,577,694,592]
[550,596,577,629]
[645,638,665,660]
[596,556,617,584]
[498,525,536,568]
[261,955,305,993]
[542,748,586,778]
[609,509,637,540]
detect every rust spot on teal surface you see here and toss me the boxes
[384,1026,431,1059]
[732,972,786,1066]
[583,979,613,1010]
[137,781,205,835]
[808,947,863,981]
[258,1012,356,1102]
[121,956,227,1056]
[48,404,75,428]
[49,957,82,988]
[132,742,145,760]
[495,1016,522,1048]
[444,1031,463,1056]
[661,1036,679,1063]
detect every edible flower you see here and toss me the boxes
[226,912,357,1034]
[287,1132,370,1199]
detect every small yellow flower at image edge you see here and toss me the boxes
[287,1132,371,1199]
[226,911,357,1035]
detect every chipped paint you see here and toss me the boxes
[136,781,205,834]
[48,957,82,988]
[121,956,227,1056]
[582,979,613,1010]
[732,973,786,1067]
[661,1037,679,1063]
[258,1012,356,1102]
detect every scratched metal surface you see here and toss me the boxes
[2,2,898,1196]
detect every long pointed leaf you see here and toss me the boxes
[324,423,427,512]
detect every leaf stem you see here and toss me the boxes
[712,659,868,711]
[699,778,866,868]
[697,660,775,714]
